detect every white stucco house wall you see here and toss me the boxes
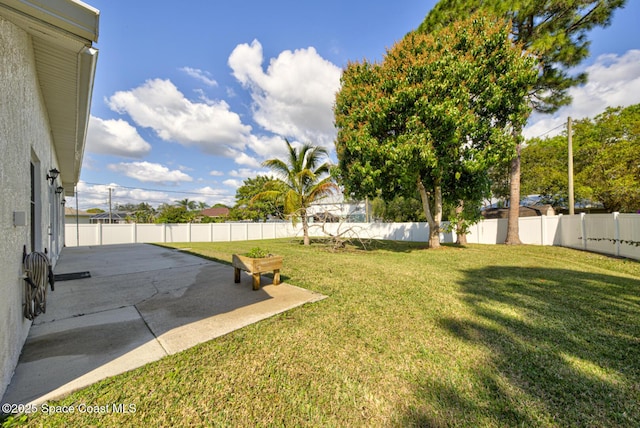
[0,0,98,399]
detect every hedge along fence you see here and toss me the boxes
[64,213,640,260]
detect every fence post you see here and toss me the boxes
[557,214,563,247]
[614,212,620,257]
[580,213,587,250]
[132,223,137,243]
[97,223,102,245]
[541,215,546,246]
[163,223,167,243]
[188,223,192,243]
[210,223,213,242]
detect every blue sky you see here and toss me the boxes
[78,0,640,210]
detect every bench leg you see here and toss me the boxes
[273,269,280,285]
[252,273,261,290]
[234,267,241,283]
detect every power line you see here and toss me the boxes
[82,182,226,197]
[530,122,566,139]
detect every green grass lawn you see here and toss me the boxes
[8,240,640,427]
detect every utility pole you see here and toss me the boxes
[109,187,113,224]
[568,117,575,215]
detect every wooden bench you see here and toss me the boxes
[232,254,283,290]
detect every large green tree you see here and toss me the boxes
[335,13,535,248]
[155,205,194,223]
[131,202,157,223]
[114,202,156,223]
[575,104,640,212]
[419,0,626,243]
[520,134,593,207]
[371,195,426,223]
[258,139,336,245]
[230,175,287,221]
[522,104,640,212]
[520,135,573,206]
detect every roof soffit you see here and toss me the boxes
[0,0,99,194]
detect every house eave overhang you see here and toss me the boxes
[0,0,99,196]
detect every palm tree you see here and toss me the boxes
[133,202,156,223]
[257,139,336,245]
[175,198,197,211]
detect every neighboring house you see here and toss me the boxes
[0,0,99,399]
[307,193,370,223]
[482,205,556,219]
[89,211,128,224]
[197,207,230,222]
[64,207,93,224]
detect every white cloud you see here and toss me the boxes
[188,186,234,207]
[524,49,640,139]
[223,178,243,189]
[86,116,151,158]
[119,187,171,207]
[224,135,288,169]
[229,168,264,178]
[246,134,290,160]
[180,67,218,87]
[209,170,224,176]
[75,181,170,210]
[229,150,262,168]
[81,154,97,171]
[192,186,226,196]
[107,78,252,155]
[228,39,341,149]
[74,182,233,211]
[107,161,193,185]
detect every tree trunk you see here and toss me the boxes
[301,208,310,246]
[455,201,468,245]
[505,142,522,245]
[417,177,442,249]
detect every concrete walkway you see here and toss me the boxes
[2,244,325,405]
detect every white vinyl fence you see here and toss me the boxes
[65,213,640,260]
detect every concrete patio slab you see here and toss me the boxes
[2,244,325,406]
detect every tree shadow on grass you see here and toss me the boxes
[402,266,640,427]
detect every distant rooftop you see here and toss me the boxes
[200,207,230,217]
[64,207,91,216]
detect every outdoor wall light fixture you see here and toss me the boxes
[55,186,64,194]
[46,168,60,184]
